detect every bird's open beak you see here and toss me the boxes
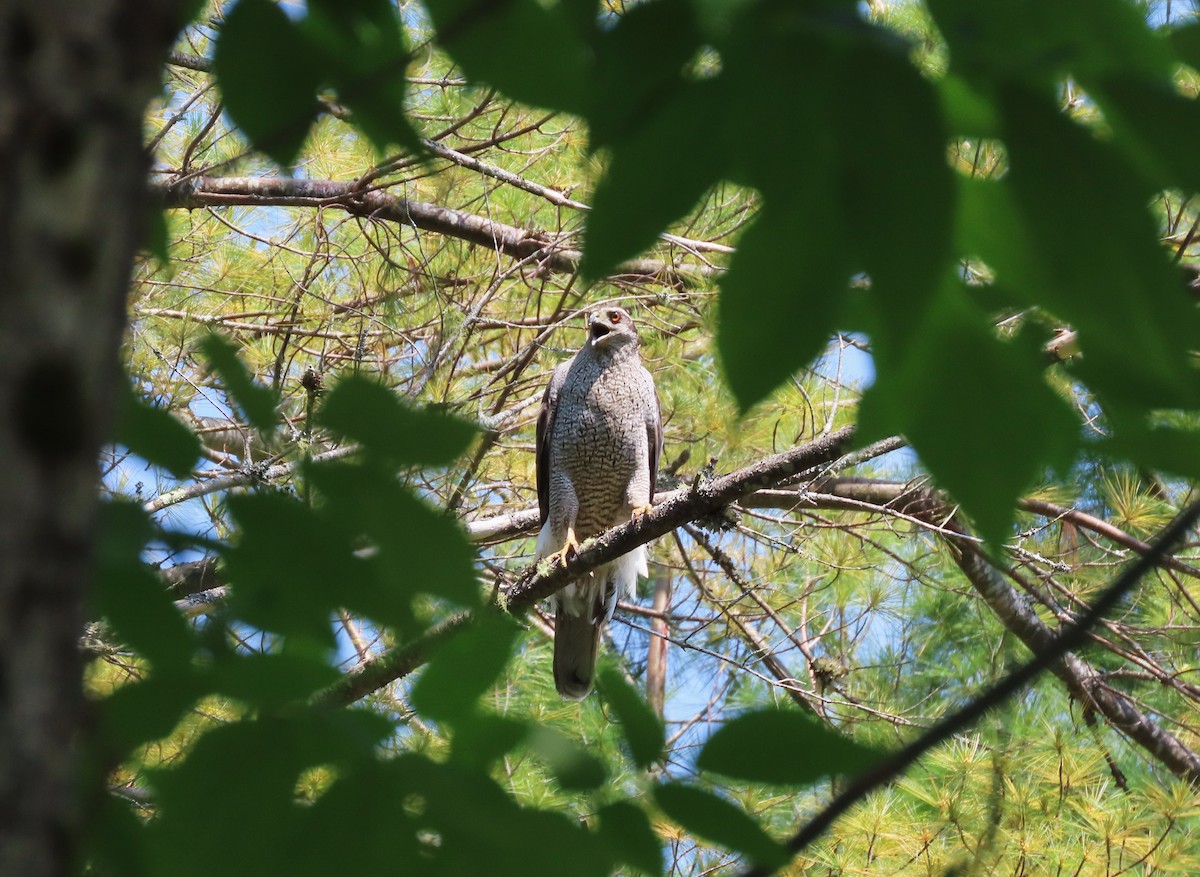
[589,320,611,341]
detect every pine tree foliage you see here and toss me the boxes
[76,0,1200,874]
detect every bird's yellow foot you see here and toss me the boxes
[550,528,581,566]
[630,504,654,524]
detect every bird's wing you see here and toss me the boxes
[535,360,572,524]
[645,366,663,502]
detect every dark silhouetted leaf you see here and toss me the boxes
[198,333,278,433]
[653,783,789,870]
[223,491,366,646]
[858,279,1079,547]
[450,713,529,770]
[998,90,1200,411]
[586,0,700,150]
[1169,22,1200,69]
[596,800,663,876]
[527,726,609,792]
[208,651,341,710]
[115,380,200,479]
[410,613,519,721]
[583,80,724,281]
[99,674,201,758]
[927,0,1171,85]
[1097,79,1200,196]
[424,0,589,114]
[94,501,195,671]
[1099,425,1200,481]
[317,375,478,467]
[717,201,851,412]
[302,0,423,155]
[305,460,481,631]
[213,0,320,165]
[147,711,390,877]
[839,40,953,346]
[596,665,664,769]
[697,707,884,785]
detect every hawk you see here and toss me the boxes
[535,306,662,699]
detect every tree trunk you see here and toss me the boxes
[0,2,182,872]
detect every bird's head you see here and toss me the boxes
[587,306,639,353]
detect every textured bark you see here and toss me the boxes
[154,175,719,286]
[0,2,182,873]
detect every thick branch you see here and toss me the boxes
[312,427,857,706]
[151,175,716,286]
[741,499,1200,877]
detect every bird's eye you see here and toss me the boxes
[610,311,622,323]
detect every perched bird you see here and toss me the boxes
[535,306,662,699]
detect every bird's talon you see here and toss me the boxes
[630,504,653,524]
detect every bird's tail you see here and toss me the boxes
[552,547,645,699]
[553,607,602,700]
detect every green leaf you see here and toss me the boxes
[450,713,529,770]
[213,0,320,165]
[927,0,1171,85]
[1169,22,1200,70]
[586,0,701,150]
[198,333,279,433]
[144,205,169,265]
[998,89,1200,411]
[583,80,724,281]
[653,783,790,870]
[838,40,953,345]
[301,0,423,155]
[223,491,366,646]
[596,665,664,769]
[595,801,663,876]
[147,712,389,877]
[526,726,609,792]
[208,651,341,710]
[697,707,884,785]
[858,278,1079,547]
[99,674,201,758]
[1099,424,1200,481]
[115,380,200,479]
[717,200,851,412]
[305,460,481,631]
[1097,79,1200,196]
[94,501,195,671]
[410,613,519,721]
[317,375,478,467]
[424,0,589,114]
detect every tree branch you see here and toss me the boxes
[740,498,1200,877]
[151,175,718,287]
[312,427,858,706]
